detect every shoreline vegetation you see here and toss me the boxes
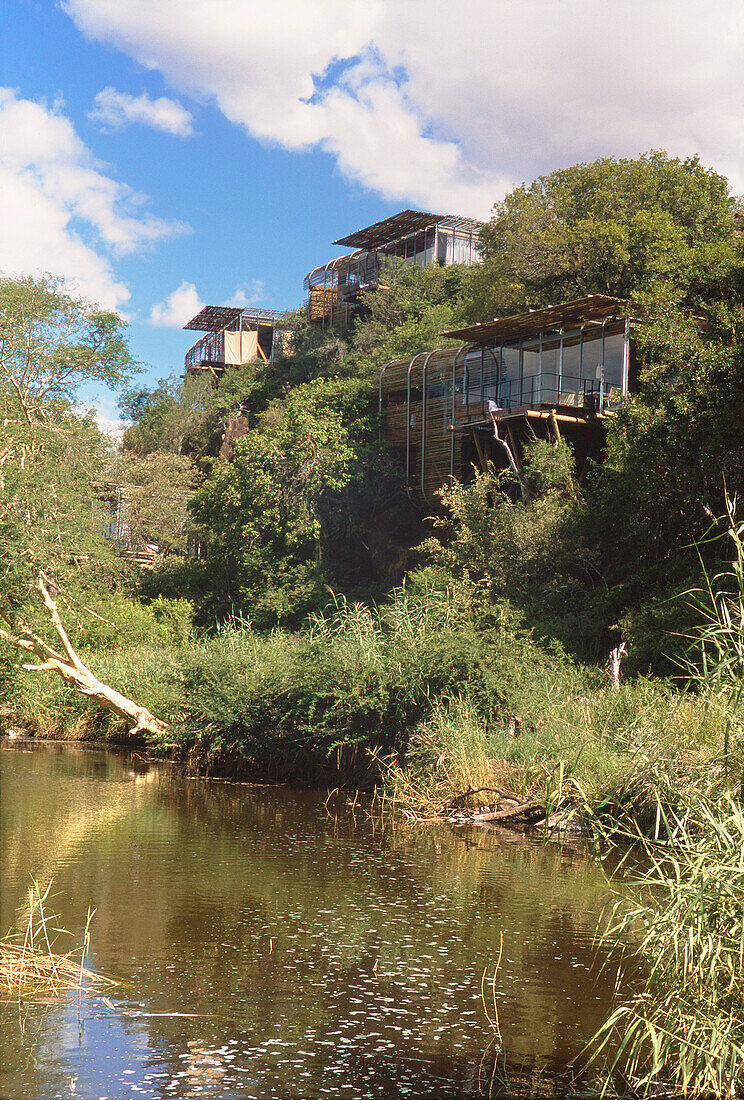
[3,152,744,1094]
[1,569,736,837]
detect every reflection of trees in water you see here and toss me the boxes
[1,747,621,1095]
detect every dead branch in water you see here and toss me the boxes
[0,574,167,737]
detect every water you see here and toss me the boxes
[0,742,620,1099]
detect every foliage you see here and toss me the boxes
[679,498,744,780]
[587,282,744,631]
[591,796,744,1098]
[464,152,736,320]
[0,274,134,419]
[0,275,136,600]
[112,451,201,552]
[120,366,277,457]
[272,309,350,384]
[350,259,469,368]
[189,376,375,627]
[421,440,604,655]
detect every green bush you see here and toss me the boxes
[71,594,194,651]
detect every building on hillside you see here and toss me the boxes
[378,295,633,502]
[304,210,483,328]
[183,305,286,377]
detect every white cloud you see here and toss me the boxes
[149,280,204,327]
[90,87,194,137]
[0,88,187,310]
[63,0,744,212]
[78,392,126,440]
[228,281,265,308]
[149,279,267,327]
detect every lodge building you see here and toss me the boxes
[304,209,483,328]
[183,305,285,378]
[378,295,633,501]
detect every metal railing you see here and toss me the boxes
[459,371,621,414]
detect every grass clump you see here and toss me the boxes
[1,879,115,1003]
[590,796,744,1098]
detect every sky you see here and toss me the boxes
[1,0,743,430]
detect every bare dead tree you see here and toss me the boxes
[609,642,628,691]
[489,413,531,505]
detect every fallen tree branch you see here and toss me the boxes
[437,784,524,815]
[470,799,543,823]
[0,576,168,737]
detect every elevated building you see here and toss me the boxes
[379,295,633,501]
[304,209,483,327]
[183,305,285,377]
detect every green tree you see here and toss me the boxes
[189,377,371,627]
[464,152,735,320]
[0,275,136,600]
[351,259,468,367]
[112,451,201,553]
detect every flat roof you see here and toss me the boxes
[333,209,483,250]
[441,295,629,344]
[184,305,285,332]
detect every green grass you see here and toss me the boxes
[589,795,744,1098]
[1,573,736,828]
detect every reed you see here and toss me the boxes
[588,796,744,1098]
[0,878,116,1002]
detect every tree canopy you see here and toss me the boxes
[0,275,136,600]
[463,152,736,320]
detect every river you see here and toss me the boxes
[0,742,621,1099]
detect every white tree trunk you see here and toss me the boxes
[0,576,168,737]
[609,642,627,691]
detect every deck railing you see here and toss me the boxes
[458,371,621,416]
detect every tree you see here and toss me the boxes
[0,275,169,734]
[189,376,371,627]
[351,259,468,368]
[464,152,735,320]
[0,274,136,599]
[112,451,201,553]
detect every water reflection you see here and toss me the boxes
[0,743,618,1098]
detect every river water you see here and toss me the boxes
[0,742,621,1099]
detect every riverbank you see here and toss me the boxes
[2,585,733,837]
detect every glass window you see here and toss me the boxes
[499,346,520,408]
[522,341,540,405]
[581,329,603,385]
[561,332,582,401]
[541,340,559,404]
[603,330,625,391]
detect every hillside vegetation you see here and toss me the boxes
[0,151,743,825]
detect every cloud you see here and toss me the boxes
[89,87,194,137]
[63,0,744,212]
[149,279,267,327]
[0,88,187,310]
[77,392,126,440]
[227,280,265,308]
[149,280,204,327]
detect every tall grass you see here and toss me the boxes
[1,879,115,1002]
[588,506,744,1098]
[683,494,744,783]
[590,797,744,1098]
[7,576,730,813]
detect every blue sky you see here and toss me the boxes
[1,0,743,429]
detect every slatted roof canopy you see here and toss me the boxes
[184,306,286,332]
[333,209,483,250]
[441,295,629,345]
